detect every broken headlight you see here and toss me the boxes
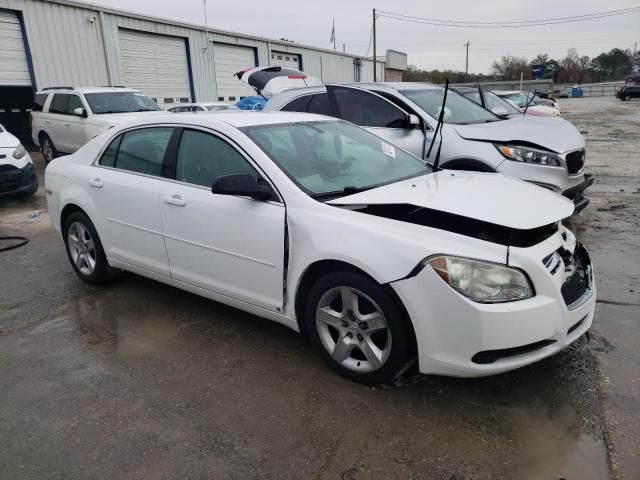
[427,256,534,303]
[494,144,561,166]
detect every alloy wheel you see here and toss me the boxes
[67,221,97,275]
[315,286,392,373]
[42,138,54,163]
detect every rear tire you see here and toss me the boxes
[63,212,112,285]
[40,134,57,164]
[304,271,413,385]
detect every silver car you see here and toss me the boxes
[265,82,593,212]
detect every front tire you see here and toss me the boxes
[63,212,111,284]
[40,134,57,164]
[305,271,413,385]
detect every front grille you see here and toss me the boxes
[0,164,18,174]
[560,244,593,308]
[0,165,26,193]
[472,339,557,364]
[565,149,585,175]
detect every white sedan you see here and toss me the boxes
[0,123,37,197]
[44,112,595,384]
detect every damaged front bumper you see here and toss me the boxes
[390,228,595,377]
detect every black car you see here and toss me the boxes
[616,76,640,101]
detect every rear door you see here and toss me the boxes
[90,126,174,276]
[47,93,72,152]
[326,85,426,158]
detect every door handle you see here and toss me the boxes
[45,120,51,124]
[88,178,103,188]
[64,123,71,127]
[163,194,186,206]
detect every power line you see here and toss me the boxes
[377,7,640,28]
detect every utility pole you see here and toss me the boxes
[373,8,377,82]
[464,41,470,83]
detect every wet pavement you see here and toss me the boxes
[1,97,638,479]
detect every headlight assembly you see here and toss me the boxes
[427,256,534,303]
[13,144,27,159]
[494,144,561,166]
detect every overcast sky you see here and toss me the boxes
[92,0,639,73]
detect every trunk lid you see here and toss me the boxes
[328,171,574,230]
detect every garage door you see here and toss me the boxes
[271,51,301,70]
[213,44,256,101]
[119,29,192,105]
[0,10,31,86]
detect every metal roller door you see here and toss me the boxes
[0,10,31,86]
[271,51,301,70]
[213,44,256,101]
[119,29,192,105]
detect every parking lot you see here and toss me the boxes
[0,96,638,479]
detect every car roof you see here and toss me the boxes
[36,87,140,94]
[493,90,523,95]
[118,111,337,129]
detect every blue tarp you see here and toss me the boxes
[235,96,268,111]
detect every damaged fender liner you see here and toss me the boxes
[353,204,558,248]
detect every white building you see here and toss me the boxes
[0,0,393,142]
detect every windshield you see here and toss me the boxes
[401,88,500,125]
[85,92,161,114]
[484,92,522,115]
[242,121,428,198]
[497,92,533,108]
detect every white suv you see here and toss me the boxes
[31,87,164,163]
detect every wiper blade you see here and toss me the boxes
[312,186,370,201]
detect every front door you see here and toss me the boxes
[90,126,175,276]
[326,85,427,158]
[159,128,286,312]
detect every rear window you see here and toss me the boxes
[33,94,49,112]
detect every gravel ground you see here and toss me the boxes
[1,96,638,479]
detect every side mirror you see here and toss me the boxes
[73,107,87,117]
[405,114,420,130]
[491,106,509,116]
[212,173,275,201]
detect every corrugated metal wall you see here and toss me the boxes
[0,0,386,100]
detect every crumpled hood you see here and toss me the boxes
[0,131,20,148]
[451,116,584,153]
[328,171,574,230]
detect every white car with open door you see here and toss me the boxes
[45,112,595,384]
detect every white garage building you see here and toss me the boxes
[0,0,391,143]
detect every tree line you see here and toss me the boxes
[404,47,638,84]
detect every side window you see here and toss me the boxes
[176,130,257,188]
[194,106,205,111]
[307,94,332,116]
[33,94,48,112]
[98,135,122,168]
[281,95,312,112]
[333,88,406,128]
[67,95,84,115]
[50,94,70,114]
[116,128,173,176]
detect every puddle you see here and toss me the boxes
[508,403,609,479]
[67,293,189,358]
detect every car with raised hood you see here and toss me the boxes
[0,122,37,197]
[263,82,593,212]
[31,86,164,164]
[45,112,596,384]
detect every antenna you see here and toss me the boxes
[426,79,450,172]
